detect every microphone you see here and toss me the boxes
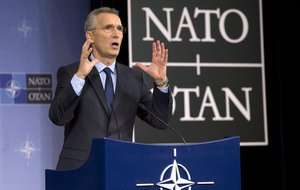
[111,104,121,140]
[139,104,186,144]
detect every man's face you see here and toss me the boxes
[90,13,124,61]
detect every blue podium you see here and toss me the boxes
[45,137,240,190]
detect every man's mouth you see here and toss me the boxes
[111,42,119,48]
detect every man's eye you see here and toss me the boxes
[116,26,123,31]
[104,25,113,30]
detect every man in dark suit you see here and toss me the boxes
[49,7,173,170]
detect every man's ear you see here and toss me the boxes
[85,31,93,41]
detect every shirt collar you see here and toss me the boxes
[90,54,116,74]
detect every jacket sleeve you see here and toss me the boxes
[137,73,173,129]
[49,66,80,126]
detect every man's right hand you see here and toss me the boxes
[75,40,98,79]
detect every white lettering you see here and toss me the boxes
[142,7,248,43]
[28,92,51,101]
[222,87,252,121]
[172,86,252,121]
[219,9,249,43]
[28,77,51,86]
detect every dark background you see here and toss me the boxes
[91,0,293,189]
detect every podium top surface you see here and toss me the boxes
[98,136,240,146]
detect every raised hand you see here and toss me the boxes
[75,39,99,79]
[135,40,169,85]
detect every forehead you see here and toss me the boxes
[96,13,122,26]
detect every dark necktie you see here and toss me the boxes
[103,67,114,114]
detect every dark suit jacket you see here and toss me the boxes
[49,62,173,170]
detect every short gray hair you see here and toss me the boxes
[84,7,119,32]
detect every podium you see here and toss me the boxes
[45,137,240,190]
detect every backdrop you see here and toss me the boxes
[0,0,289,190]
[128,0,268,146]
[0,0,89,189]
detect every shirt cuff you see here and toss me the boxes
[156,85,169,93]
[71,74,85,96]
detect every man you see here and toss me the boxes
[49,7,173,170]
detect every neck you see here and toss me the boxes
[94,55,116,66]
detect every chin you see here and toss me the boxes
[111,50,120,56]
[108,54,118,59]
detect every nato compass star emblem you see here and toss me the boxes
[14,135,41,166]
[12,15,37,41]
[136,148,214,190]
[5,79,22,99]
[16,18,34,39]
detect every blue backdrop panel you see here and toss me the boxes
[0,0,90,189]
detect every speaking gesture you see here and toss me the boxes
[135,40,169,87]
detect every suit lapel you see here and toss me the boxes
[87,67,111,115]
[113,64,129,111]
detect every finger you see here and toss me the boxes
[160,42,166,59]
[81,40,93,60]
[156,40,161,53]
[82,40,89,51]
[155,41,162,59]
[152,41,157,53]
[87,46,93,55]
[90,59,99,66]
[83,40,93,52]
[152,41,157,60]
[164,49,168,63]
